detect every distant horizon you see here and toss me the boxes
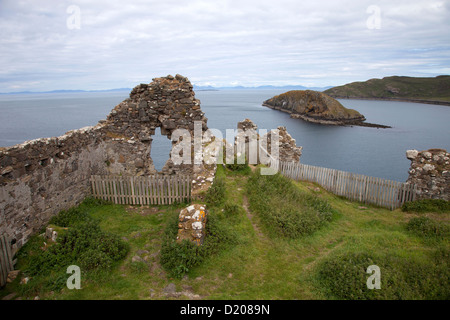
[1,74,448,95]
[0,84,330,95]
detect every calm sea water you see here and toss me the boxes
[1,90,449,181]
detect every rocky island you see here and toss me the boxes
[262,90,390,128]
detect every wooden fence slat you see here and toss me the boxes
[0,235,14,288]
[277,161,417,210]
[152,176,156,204]
[89,174,192,206]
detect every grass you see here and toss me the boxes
[1,165,448,300]
[402,199,450,213]
[324,75,450,102]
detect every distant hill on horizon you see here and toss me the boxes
[0,84,332,95]
[0,88,132,95]
[193,84,332,91]
[324,75,450,105]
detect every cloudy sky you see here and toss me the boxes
[0,0,449,92]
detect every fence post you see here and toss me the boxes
[0,235,14,288]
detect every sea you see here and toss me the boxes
[1,89,449,182]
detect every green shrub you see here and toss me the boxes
[402,199,450,213]
[205,177,226,207]
[160,239,202,278]
[49,207,92,227]
[24,221,128,278]
[316,251,450,300]
[223,202,240,218]
[78,249,113,270]
[406,216,449,238]
[226,154,251,174]
[246,169,333,238]
[48,197,109,227]
[18,201,129,295]
[160,210,238,279]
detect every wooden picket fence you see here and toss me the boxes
[278,161,417,210]
[90,174,191,205]
[0,235,14,287]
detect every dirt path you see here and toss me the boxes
[242,194,267,241]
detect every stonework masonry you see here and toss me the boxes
[235,119,303,164]
[0,75,211,252]
[406,148,450,201]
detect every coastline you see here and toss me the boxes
[262,102,391,128]
[330,96,450,106]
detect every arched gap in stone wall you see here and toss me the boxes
[150,127,173,172]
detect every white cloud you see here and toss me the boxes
[0,0,449,91]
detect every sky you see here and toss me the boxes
[0,0,449,92]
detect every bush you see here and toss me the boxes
[205,177,226,207]
[246,169,333,238]
[19,201,129,295]
[402,199,450,213]
[160,239,203,278]
[223,202,240,218]
[24,221,128,278]
[316,251,450,300]
[49,207,92,228]
[48,197,108,227]
[160,210,238,279]
[78,249,112,270]
[406,216,449,239]
[226,154,251,174]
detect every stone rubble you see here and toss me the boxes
[406,148,450,200]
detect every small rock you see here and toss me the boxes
[20,277,29,285]
[163,283,180,297]
[132,255,144,263]
[423,152,432,159]
[1,166,13,175]
[132,232,141,239]
[163,283,176,294]
[136,249,149,256]
[1,293,17,301]
[7,270,20,283]
[406,149,419,160]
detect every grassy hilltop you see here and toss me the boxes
[324,75,450,104]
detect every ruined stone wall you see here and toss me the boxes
[235,119,303,164]
[0,75,209,251]
[406,148,450,201]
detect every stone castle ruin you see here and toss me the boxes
[1,74,447,253]
[0,75,216,250]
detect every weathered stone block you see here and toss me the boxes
[177,204,207,246]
